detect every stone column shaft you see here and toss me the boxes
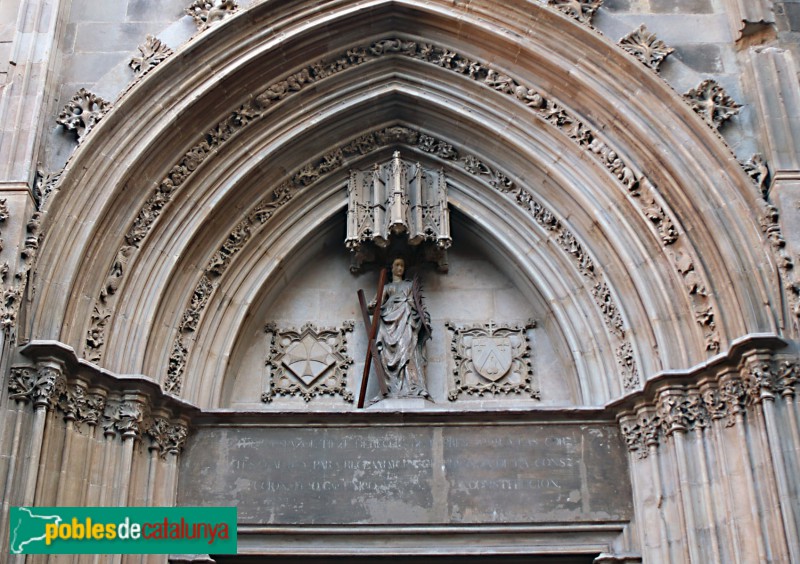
[761,399,800,560]
[0,0,67,184]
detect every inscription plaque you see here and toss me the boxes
[178,423,632,525]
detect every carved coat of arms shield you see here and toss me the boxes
[471,336,513,382]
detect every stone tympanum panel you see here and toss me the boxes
[178,422,631,525]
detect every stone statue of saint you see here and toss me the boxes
[370,258,432,399]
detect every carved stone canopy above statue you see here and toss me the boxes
[346,151,451,272]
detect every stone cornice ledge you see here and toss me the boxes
[607,332,791,412]
[18,339,201,417]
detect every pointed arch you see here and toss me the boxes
[27,0,780,408]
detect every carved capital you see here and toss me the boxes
[146,417,187,456]
[685,389,710,431]
[639,409,661,448]
[619,412,644,457]
[59,382,106,427]
[9,364,65,409]
[657,388,689,436]
[719,371,746,425]
[700,383,727,422]
[102,397,148,439]
[744,359,777,403]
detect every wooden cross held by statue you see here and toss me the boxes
[356,268,389,408]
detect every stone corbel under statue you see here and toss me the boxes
[346,151,451,272]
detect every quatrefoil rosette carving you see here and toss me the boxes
[263,322,354,403]
[446,320,538,401]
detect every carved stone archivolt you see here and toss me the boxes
[683,79,742,130]
[165,125,639,393]
[263,322,355,403]
[548,0,603,26]
[130,35,173,78]
[83,36,719,389]
[186,0,237,30]
[618,25,674,72]
[619,352,798,459]
[446,320,538,400]
[57,89,111,143]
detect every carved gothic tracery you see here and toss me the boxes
[263,322,355,403]
[57,89,111,143]
[347,151,451,272]
[446,320,538,400]
[684,79,742,129]
[618,25,674,71]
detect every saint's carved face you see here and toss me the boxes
[392,258,405,279]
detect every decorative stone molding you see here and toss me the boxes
[33,168,62,210]
[548,0,603,26]
[129,35,173,78]
[186,0,237,30]
[744,155,800,330]
[742,153,770,198]
[82,37,711,387]
[262,322,355,403]
[165,338,188,393]
[618,25,674,72]
[15,341,198,453]
[57,89,111,143]
[683,80,741,130]
[1,285,22,332]
[616,343,795,458]
[446,320,538,400]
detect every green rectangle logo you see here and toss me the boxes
[9,507,237,554]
